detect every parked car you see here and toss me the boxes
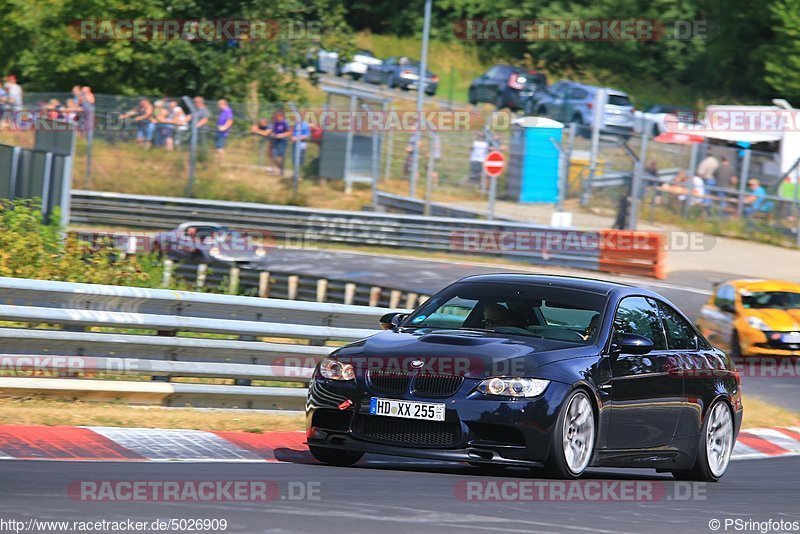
[306,273,742,481]
[147,222,269,266]
[304,47,340,75]
[525,81,635,135]
[468,65,547,110]
[339,49,383,80]
[697,279,800,357]
[634,104,700,136]
[363,56,439,95]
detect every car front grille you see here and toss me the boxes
[412,373,464,398]
[355,415,460,448]
[366,369,410,394]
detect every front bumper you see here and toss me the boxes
[740,328,800,357]
[306,377,569,465]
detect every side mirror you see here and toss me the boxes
[379,312,406,330]
[719,303,736,314]
[612,333,654,355]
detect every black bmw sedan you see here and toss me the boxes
[306,274,743,481]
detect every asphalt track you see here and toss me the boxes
[1,455,798,534]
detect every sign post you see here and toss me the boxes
[484,150,505,221]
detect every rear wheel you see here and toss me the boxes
[671,399,734,482]
[308,445,364,467]
[544,389,596,479]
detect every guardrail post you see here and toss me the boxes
[258,271,270,298]
[316,279,328,302]
[287,275,299,300]
[162,259,174,288]
[228,266,240,295]
[369,286,382,307]
[196,264,208,289]
[344,283,356,305]
[389,290,402,309]
[405,292,418,309]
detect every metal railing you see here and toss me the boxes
[0,276,409,410]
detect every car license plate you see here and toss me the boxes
[782,333,800,343]
[369,398,445,421]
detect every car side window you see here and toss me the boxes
[613,296,667,350]
[549,82,566,97]
[714,284,735,310]
[485,66,499,79]
[657,301,698,350]
[569,88,587,100]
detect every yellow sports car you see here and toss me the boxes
[697,279,800,357]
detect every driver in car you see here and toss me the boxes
[482,303,518,329]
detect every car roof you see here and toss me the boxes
[557,81,629,96]
[722,279,800,292]
[455,273,631,295]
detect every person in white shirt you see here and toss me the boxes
[468,132,489,184]
[689,174,706,205]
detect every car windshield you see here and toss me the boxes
[741,291,800,309]
[403,282,607,344]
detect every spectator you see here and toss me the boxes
[172,100,188,146]
[187,96,210,146]
[291,116,311,169]
[4,75,23,112]
[215,99,234,156]
[468,132,489,185]
[250,117,274,171]
[158,99,177,151]
[151,100,166,147]
[714,157,736,189]
[122,98,154,146]
[0,85,7,111]
[269,110,291,177]
[688,174,706,206]
[79,86,95,135]
[696,154,719,180]
[743,179,771,216]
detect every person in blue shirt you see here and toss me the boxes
[292,118,311,169]
[743,179,771,216]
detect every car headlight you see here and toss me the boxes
[319,356,355,381]
[477,377,549,398]
[254,247,266,257]
[209,246,220,256]
[746,316,770,331]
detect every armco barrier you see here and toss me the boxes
[598,230,666,279]
[69,191,608,273]
[0,276,409,410]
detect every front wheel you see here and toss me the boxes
[544,389,596,479]
[671,399,734,482]
[308,445,364,467]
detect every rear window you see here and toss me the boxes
[607,94,632,107]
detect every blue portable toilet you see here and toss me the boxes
[504,117,564,203]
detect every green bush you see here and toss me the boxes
[0,199,162,286]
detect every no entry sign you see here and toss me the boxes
[483,150,505,177]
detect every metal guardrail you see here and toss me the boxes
[0,276,407,410]
[70,190,605,271]
[375,192,512,220]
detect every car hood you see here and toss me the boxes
[334,328,598,379]
[744,309,800,330]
